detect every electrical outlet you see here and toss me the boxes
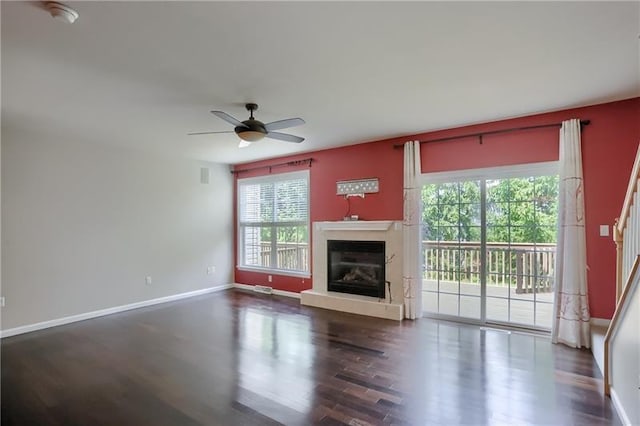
[207,266,216,275]
[145,276,152,285]
[0,297,5,307]
[268,275,273,283]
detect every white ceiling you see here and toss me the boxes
[2,1,639,165]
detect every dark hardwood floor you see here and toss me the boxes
[2,290,619,425]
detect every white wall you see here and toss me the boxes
[610,267,640,425]
[1,127,234,330]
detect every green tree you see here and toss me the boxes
[422,175,558,244]
[422,180,481,242]
[486,176,558,243]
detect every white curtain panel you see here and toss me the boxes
[403,141,423,319]
[552,119,591,348]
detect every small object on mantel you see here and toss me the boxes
[342,215,359,221]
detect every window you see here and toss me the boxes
[237,170,310,276]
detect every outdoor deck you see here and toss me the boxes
[423,280,553,329]
[423,241,556,329]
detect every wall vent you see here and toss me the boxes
[200,167,210,184]
[253,285,273,294]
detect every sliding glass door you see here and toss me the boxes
[423,180,482,320]
[421,164,558,330]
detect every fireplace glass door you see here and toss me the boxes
[327,240,385,298]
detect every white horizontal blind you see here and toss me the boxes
[239,174,308,225]
[237,170,310,274]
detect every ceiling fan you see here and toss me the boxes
[188,103,305,148]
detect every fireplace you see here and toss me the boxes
[327,240,385,298]
[301,221,402,320]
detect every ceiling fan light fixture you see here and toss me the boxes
[237,130,265,142]
[45,1,79,24]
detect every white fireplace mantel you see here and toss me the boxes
[314,220,395,232]
[301,220,404,321]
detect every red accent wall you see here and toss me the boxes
[233,97,640,318]
[233,141,405,293]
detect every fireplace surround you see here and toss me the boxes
[300,221,404,321]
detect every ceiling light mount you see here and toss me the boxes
[245,103,258,117]
[45,2,79,24]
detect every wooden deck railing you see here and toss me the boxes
[423,241,556,293]
[258,242,310,271]
[254,240,556,294]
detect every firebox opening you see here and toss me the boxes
[327,240,385,298]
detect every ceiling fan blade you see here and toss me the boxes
[264,117,305,132]
[266,131,305,143]
[238,140,252,148]
[187,130,235,136]
[211,111,247,128]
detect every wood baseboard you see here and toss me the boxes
[1,285,233,338]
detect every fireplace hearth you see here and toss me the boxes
[327,240,385,298]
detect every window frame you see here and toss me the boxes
[419,161,560,330]
[236,170,311,278]
[420,161,559,185]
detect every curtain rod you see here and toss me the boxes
[392,119,590,148]
[230,157,313,175]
